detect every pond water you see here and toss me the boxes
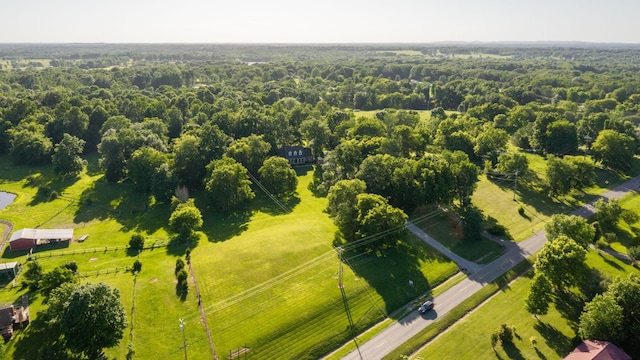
[0,192,17,210]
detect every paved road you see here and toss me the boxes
[340,175,640,360]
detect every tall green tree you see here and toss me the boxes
[300,117,330,161]
[496,152,528,175]
[546,155,575,196]
[525,273,553,317]
[354,193,408,245]
[579,292,625,344]
[591,129,636,172]
[9,126,53,165]
[168,198,203,236]
[225,134,271,174]
[326,179,367,238]
[474,126,509,162]
[545,214,595,248]
[127,147,166,192]
[594,198,622,231]
[442,151,479,208]
[52,133,86,177]
[258,156,298,196]
[44,282,128,359]
[545,119,578,155]
[204,157,255,212]
[172,134,205,190]
[535,235,587,290]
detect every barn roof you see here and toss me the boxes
[10,228,74,242]
[0,263,18,271]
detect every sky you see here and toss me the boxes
[1,0,639,44]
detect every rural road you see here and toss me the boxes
[340,175,640,360]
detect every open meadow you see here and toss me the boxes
[0,155,459,359]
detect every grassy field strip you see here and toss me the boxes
[382,261,533,359]
[322,270,467,360]
[410,250,639,359]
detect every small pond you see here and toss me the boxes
[0,192,17,210]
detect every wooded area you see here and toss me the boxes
[1,43,640,359]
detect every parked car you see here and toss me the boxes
[418,300,434,313]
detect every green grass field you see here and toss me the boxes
[412,250,638,360]
[0,155,458,359]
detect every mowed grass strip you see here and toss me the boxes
[191,172,457,359]
[411,250,638,360]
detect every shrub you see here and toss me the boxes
[518,206,525,216]
[530,336,538,347]
[129,234,145,251]
[49,190,58,200]
[132,260,142,273]
[177,278,188,294]
[604,232,617,244]
[628,246,640,262]
[63,261,78,273]
[175,258,185,274]
[495,323,513,344]
[176,269,188,283]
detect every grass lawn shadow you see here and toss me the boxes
[252,190,301,216]
[501,342,525,360]
[200,210,250,243]
[74,178,169,235]
[552,290,584,328]
[344,233,449,317]
[534,321,575,356]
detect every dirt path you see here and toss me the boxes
[0,219,14,253]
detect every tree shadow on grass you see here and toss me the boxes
[343,232,452,318]
[11,315,80,360]
[24,173,82,207]
[553,289,585,327]
[501,342,525,360]
[534,346,548,360]
[534,321,575,356]
[74,178,169,235]
[252,190,300,216]
[199,209,250,243]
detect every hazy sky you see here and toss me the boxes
[2,0,639,43]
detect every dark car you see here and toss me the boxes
[418,300,434,313]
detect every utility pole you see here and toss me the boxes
[513,169,519,200]
[337,247,344,289]
[180,318,188,360]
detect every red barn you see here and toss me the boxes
[9,228,74,251]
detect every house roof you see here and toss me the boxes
[277,146,312,158]
[0,263,18,271]
[564,340,631,360]
[10,228,74,242]
[0,306,13,328]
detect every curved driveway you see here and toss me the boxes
[340,175,640,360]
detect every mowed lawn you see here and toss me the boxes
[474,152,639,241]
[609,192,640,254]
[191,170,458,359]
[0,156,458,360]
[413,250,639,360]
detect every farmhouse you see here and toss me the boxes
[9,228,74,251]
[564,340,631,360]
[0,262,20,280]
[0,295,30,340]
[277,146,313,166]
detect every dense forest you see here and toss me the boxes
[1,44,639,212]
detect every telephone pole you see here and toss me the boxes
[513,169,519,200]
[180,318,188,360]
